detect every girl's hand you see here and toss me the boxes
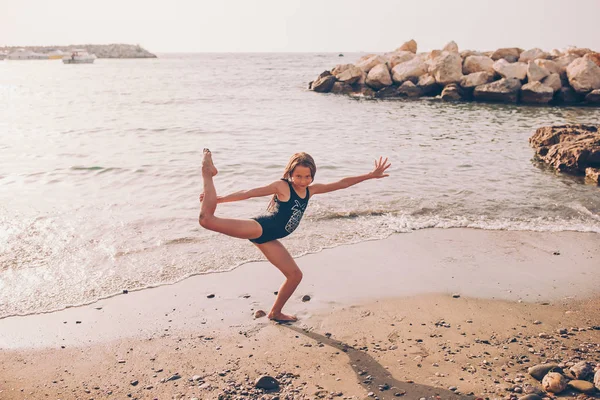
[370,156,391,179]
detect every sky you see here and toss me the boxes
[1,0,599,53]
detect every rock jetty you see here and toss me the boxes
[529,124,600,184]
[309,39,600,106]
[0,43,156,59]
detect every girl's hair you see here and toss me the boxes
[267,152,317,212]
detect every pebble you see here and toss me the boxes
[254,310,266,319]
[254,375,279,390]
[207,294,215,299]
[301,295,311,302]
[452,293,461,298]
[130,380,138,386]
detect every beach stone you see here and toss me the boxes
[555,54,579,71]
[529,124,600,174]
[527,61,550,82]
[518,395,542,400]
[567,57,600,93]
[430,51,463,85]
[443,41,459,53]
[417,74,440,96]
[207,293,215,298]
[356,55,387,73]
[542,372,567,393]
[391,57,428,84]
[586,167,600,184]
[521,82,554,104]
[254,375,279,390]
[528,364,561,381]
[566,47,594,57]
[441,84,463,101]
[311,73,337,93]
[585,89,600,104]
[460,72,494,88]
[463,55,494,75]
[519,48,549,63]
[334,64,363,85]
[397,81,421,97]
[542,73,562,92]
[302,294,311,302]
[492,47,522,63]
[570,361,593,380]
[396,39,417,53]
[387,51,416,68]
[254,309,266,319]
[330,81,353,95]
[366,63,393,90]
[567,380,596,394]
[534,59,561,75]
[130,380,138,386]
[493,59,528,80]
[473,78,522,103]
[595,370,600,390]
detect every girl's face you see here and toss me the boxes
[290,165,313,188]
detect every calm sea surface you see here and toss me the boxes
[1,53,599,318]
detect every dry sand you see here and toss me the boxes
[1,228,599,400]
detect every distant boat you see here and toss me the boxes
[48,49,65,60]
[7,49,48,60]
[63,49,97,64]
[0,51,7,60]
[339,53,344,57]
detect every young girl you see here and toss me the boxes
[199,149,391,322]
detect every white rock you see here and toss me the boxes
[493,59,527,80]
[519,48,549,63]
[356,55,387,73]
[542,73,562,92]
[567,57,600,93]
[366,64,393,89]
[460,72,494,88]
[442,41,459,53]
[527,61,550,82]
[565,46,593,57]
[534,59,561,75]
[430,51,463,85]
[386,51,416,68]
[542,372,567,394]
[554,54,579,71]
[391,57,428,83]
[463,55,494,75]
[395,39,417,54]
[491,47,521,63]
[549,48,563,58]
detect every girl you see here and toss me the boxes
[199,149,391,322]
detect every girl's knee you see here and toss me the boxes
[198,212,213,229]
[289,269,303,283]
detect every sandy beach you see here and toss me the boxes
[1,228,599,400]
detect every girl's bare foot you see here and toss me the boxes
[202,148,218,177]
[267,311,298,322]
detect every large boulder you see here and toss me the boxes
[386,51,416,68]
[529,124,600,174]
[330,81,354,95]
[528,364,561,381]
[554,54,579,71]
[567,57,600,93]
[542,73,562,92]
[569,361,593,380]
[397,81,422,97]
[566,47,594,57]
[554,86,583,104]
[366,64,392,89]
[351,84,375,98]
[356,55,387,73]
[493,59,527,80]
[585,89,600,104]
[473,78,522,103]
[374,86,400,98]
[463,55,494,75]
[461,50,484,59]
[417,74,441,96]
[460,72,494,88]
[430,51,463,85]
[331,64,352,76]
[491,47,521,63]
[395,39,417,53]
[441,83,464,101]
[521,81,554,104]
[585,52,600,67]
[519,48,549,63]
[391,57,428,84]
[442,40,459,53]
[527,61,550,82]
[542,372,567,394]
[334,64,363,85]
[534,59,561,75]
[311,71,337,93]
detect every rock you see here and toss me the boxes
[441,83,463,101]
[397,81,422,97]
[587,167,600,184]
[534,59,561,75]
[493,59,528,80]
[528,364,561,381]
[387,51,416,68]
[460,72,494,88]
[301,294,311,302]
[334,64,363,85]
[554,54,580,71]
[473,78,522,103]
[254,375,279,390]
[585,89,600,104]
[555,86,583,104]
[391,57,428,84]
[567,380,596,394]
[130,380,139,386]
[167,373,181,381]
[254,309,266,319]
[566,47,594,57]
[351,85,375,98]
[331,64,352,76]
[491,47,522,63]
[585,52,600,67]
[396,39,417,54]
[366,64,393,89]
[442,41,459,53]
[527,61,550,82]
[570,361,593,380]
[330,81,354,95]
[192,375,202,381]
[521,82,554,104]
[356,55,387,73]
[463,55,494,75]
[417,74,441,96]
[542,372,567,393]
[207,294,215,298]
[529,124,600,174]
[518,395,543,400]
[595,370,600,391]
[430,51,463,85]
[311,72,337,93]
[452,293,461,298]
[542,73,562,92]
[567,57,600,93]
[519,48,549,63]
[460,50,484,58]
[374,86,400,98]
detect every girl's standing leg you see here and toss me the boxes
[255,240,303,321]
[199,149,263,239]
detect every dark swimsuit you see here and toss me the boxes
[249,179,310,244]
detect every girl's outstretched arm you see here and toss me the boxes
[200,180,286,204]
[310,157,391,195]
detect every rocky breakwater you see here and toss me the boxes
[529,124,600,185]
[309,39,600,106]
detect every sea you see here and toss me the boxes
[1,53,599,319]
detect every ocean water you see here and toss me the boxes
[1,53,599,319]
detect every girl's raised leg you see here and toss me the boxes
[255,240,303,322]
[199,149,262,240]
